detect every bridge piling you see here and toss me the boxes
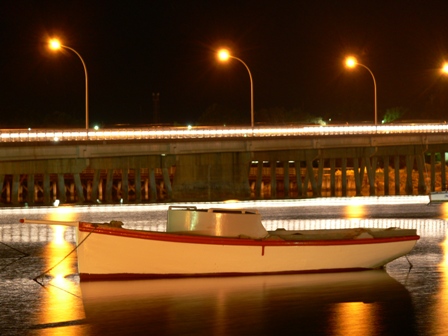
[442,152,447,190]
[383,156,390,195]
[330,159,336,196]
[0,157,446,206]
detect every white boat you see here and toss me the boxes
[21,206,419,281]
[429,191,448,202]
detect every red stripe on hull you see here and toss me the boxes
[79,222,419,247]
[79,267,373,281]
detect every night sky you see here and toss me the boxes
[1,1,448,128]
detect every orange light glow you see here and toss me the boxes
[433,229,448,334]
[333,302,374,335]
[217,49,231,62]
[442,229,448,268]
[441,202,448,218]
[38,224,85,333]
[442,62,448,75]
[345,56,357,68]
[52,225,66,245]
[344,200,366,219]
[49,38,62,50]
[46,206,78,223]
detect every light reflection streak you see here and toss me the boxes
[344,202,366,219]
[37,224,85,334]
[45,206,78,222]
[434,228,448,334]
[441,202,448,219]
[333,302,374,336]
[52,225,66,245]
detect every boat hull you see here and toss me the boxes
[76,222,419,281]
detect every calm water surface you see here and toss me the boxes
[1,196,447,336]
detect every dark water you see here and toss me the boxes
[1,196,447,335]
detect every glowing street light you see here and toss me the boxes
[217,49,254,127]
[345,56,378,126]
[49,38,89,130]
[442,62,448,75]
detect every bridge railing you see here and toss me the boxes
[1,123,447,143]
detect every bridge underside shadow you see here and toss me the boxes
[0,143,446,206]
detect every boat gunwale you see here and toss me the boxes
[79,222,420,247]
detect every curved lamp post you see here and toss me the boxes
[217,49,254,127]
[49,39,89,130]
[345,56,378,126]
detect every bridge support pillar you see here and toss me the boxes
[57,173,66,204]
[416,155,426,194]
[135,169,142,203]
[294,162,303,196]
[442,152,447,190]
[405,156,414,195]
[283,161,290,198]
[384,156,390,195]
[341,158,347,196]
[270,161,277,198]
[330,159,336,197]
[255,161,263,198]
[11,174,20,205]
[27,174,35,205]
[74,173,85,203]
[394,156,400,195]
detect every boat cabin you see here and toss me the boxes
[167,206,268,239]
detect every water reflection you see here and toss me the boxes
[344,199,366,218]
[1,197,447,335]
[35,224,86,335]
[333,302,374,336]
[80,271,415,335]
[441,202,448,219]
[45,206,78,223]
[434,228,448,334]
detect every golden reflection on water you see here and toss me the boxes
[37,220,86,335]
[333,302,374,336]
[344,200,366,219]
[45,206,79,223]
[435,228,448,334]
[441,202,448,219]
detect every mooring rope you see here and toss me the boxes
[0,241,30,273]
[37,278,83,299]
[0,241,30,257]
[33,225,98,287]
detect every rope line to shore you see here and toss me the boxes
[0,241,30,273]
[33,225,98,286]
[0,241,30,257]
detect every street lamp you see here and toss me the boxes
[217,49,254,127]
[49,38,89,130]
[442,62,448,75]
[345,56,378,126]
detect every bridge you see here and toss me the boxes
[1,124,447,206]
